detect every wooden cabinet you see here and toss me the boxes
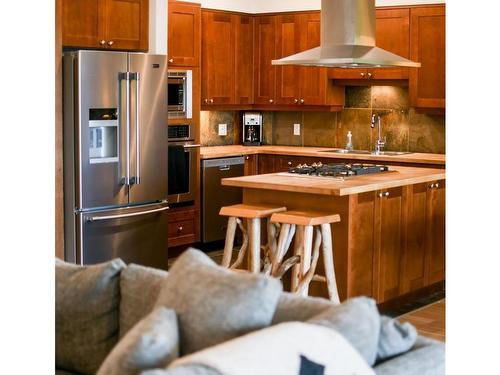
[244,154,259,176]
[168,207,200,248]
[168,1,201,67]
[62,0,148,51]
[275,15,301,105]
[401,180,445,293]
[410,5,445,109]
[373,187,406,303]
[254,16,277,105]
[425,180,445,284]
[274,12,343,108]
[329,7,410,82]
[201,10,236,106]
[235,15,254,105]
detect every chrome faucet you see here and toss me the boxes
[370,114,386,155]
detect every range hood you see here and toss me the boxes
[272,0,421,68]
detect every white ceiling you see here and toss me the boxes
[199,0,445,13]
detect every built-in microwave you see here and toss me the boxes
[168,70,193,119]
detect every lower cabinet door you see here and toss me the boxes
[374,186,405,303]
[168,207,199,248]
[426,180,445,284]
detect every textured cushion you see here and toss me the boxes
[55,258,126,375]
[374,337,445,375]
[120,264,168,337]
[307,297,381,366]
[272,292,334,324]
[154,248,283,355]
[97,307,179,375]
[377,316,418,361]
[168,322,375,375]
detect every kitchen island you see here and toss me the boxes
[222,166,445,304]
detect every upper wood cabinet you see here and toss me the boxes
[168,1,201,67]
[254,16,277,105]
[235,15,254,105]
[273,12,343,108]
[201,10,236,106]
[329,7,410,81]
[275,14,301,105]
[62,0,148,51]
[410,5,446,109]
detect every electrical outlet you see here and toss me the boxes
[218,123,227,136]
[293,123,301,136]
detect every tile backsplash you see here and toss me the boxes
[200,86,445,154]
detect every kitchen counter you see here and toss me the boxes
[200,145,445,166]
[222,166,445,196]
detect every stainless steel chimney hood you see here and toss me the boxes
[272,0,421,68]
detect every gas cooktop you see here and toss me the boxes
[288,162,389,177]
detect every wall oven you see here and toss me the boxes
[168,70,193,119]
[168,124,200,204]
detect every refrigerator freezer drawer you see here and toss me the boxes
[77,203,169,269]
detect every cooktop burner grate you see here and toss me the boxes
[288,162,389,177]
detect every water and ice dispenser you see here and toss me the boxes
[88,108,119,164]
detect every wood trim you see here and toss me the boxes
[56,0,64,259]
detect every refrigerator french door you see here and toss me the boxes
[63,50,169,269]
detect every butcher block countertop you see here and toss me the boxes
[222,166,445,196]
[200,145,445,166]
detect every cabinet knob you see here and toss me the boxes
[367,72,373,78]
[245,156,250,160]
[300,99,305,104]
[429,183,440,189]
[168,58,174,63]
[269,99,274,104]
[99,40,106,46]
[435,183,440,188]
[385,191,390,197]
[360,72,365,78]
[287,161,292,166]
[107,40,114,46]
[209,99,214,104]
[204,99,208,104]
[378,191,390,198]
[177,226,183,233]
[294,99,299,104]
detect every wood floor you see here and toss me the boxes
[398,299,445,342]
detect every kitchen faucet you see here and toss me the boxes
[370,114,386,155]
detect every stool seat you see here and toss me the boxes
[271,210,341,226]
[220,204,286,219]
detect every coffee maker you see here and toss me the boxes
[242,112,263,146]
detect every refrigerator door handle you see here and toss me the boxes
[119,72,132,186]
[133,72,141,185]
[87,205,169,223]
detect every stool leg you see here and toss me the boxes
[321,223,340,304]
[291,225,304,292]
[272,223,289,276]
[247,218,261,273]
[299,225,314,297]
[222,216,238,268]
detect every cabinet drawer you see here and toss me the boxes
[168,208,199,247]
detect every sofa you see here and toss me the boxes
[55,249,444,375]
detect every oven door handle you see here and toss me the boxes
[183,144,201,149]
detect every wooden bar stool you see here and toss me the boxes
[270,210,341,303]
[219,204,286,273]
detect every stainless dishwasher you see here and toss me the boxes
[201,157,245,243]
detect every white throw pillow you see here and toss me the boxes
[168,322,375,375]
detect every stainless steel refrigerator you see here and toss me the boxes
[63,50,169,269]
